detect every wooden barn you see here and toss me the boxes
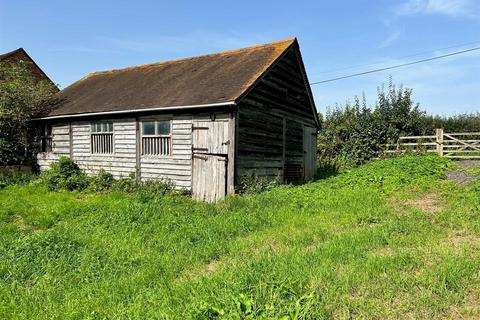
[35,38,319,201]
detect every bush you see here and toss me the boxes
[39,158,177,199]
[239,175,280,195]
[87,169,114,192]
[110,172,139,193]
[134,179,176,202]
[0,168,36,189]
[318,80,425,167]
[40,156,91,191]
[317,78,480,168]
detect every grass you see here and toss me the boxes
[0,155,479,319]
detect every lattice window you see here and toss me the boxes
[91,121,114,154]
[141,120,171,156]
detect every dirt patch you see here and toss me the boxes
[388,192,444,214]
[446,170,476,186]
[409,193,443,213]
[446,160,480,186]
[447,288,480,320]
[443,230,480,250]
[12,216,42,232]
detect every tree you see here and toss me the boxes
[0,60,58,165]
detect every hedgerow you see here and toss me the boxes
[318,78,480,167]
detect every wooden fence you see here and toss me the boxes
[386,129,480,159]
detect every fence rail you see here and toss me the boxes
[386,129,480,159]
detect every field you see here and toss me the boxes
[1,155,479,319]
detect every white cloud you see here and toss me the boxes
[396,0,478,17]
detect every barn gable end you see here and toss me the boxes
[236,41,319,183]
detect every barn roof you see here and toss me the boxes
[44,38,299,118]
[1,48,57,88]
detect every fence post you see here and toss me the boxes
[436,128,444,157]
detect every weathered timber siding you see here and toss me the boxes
[38,117,193,189]
[140,115,192,189]
[72,119,137,178]
[236,45,317,181]
[37,112,235,191]
[37,123,70,169]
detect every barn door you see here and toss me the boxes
[192,120,229,202]
[303,126,317,180]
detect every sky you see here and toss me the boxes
[1,0,479,116]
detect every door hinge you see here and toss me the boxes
[192,126,209,130]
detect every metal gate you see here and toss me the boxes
[191,120,230,202]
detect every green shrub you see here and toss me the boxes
[315,158,340,180]
[39,158,176,199]
[40,156,91,191]
[0,168,36,189]
[318,78,479,168]
[318,80,425,167]
[111,172,139,193]
[135,179,176,202]
[239,175,280,195]
[87,169,115,192]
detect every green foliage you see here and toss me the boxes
[318,79,425,167]
[133,178,176,202]
[1,155,479,319]
[0,60,57,166]
[421,112,480,133]
[318,78,479,168]
[38,158,176,199]
[87,169,114,192]
[239,175,280,194]
[40,156,91,191]
[0,168,36,189]
[329,154,452,192]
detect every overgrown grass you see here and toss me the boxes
[0,155,478,319]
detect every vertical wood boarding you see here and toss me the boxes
[303,126,317,180]
[191,114,231,202]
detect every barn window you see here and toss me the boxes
[91,121,114,154]
[40,125,52,152]
[141,120,171,156]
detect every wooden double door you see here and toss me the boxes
[191,119,230,202]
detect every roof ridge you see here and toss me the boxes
[0,48,25,60]
[86,37,296,77]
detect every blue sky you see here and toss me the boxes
[1,0,479,116]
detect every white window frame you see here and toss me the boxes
[141,119,172,157]
[90,121,114,155]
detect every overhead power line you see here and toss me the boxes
[310,46,480,85]
[314,40,480,75]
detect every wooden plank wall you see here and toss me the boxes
[37,112,234,191]
[71,119,137,178]
[140,115,192,189]
[37,124,70,169]
[236,46,317,181]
